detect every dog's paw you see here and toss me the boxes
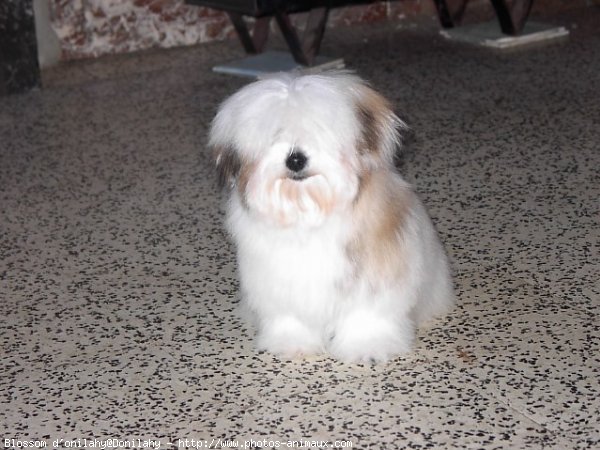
[256,316,324,359]
[329,311,414,364]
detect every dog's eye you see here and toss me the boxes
[286,150,308,173]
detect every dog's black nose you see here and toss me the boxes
[285,150,308,173]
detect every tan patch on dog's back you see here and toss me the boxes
[348,169,413,286]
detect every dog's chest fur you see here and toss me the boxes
[229,194,352,319]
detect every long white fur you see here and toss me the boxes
[210,72,454,363]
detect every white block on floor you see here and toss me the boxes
[440,21,569,49]
[213,50,345,78]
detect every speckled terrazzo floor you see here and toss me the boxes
[2,7,599,450]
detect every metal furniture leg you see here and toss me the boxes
[227,12,271,54]
[433,0,534,35]
[432,0,468,28]
[274,7,330,66]
[490,0,534,35]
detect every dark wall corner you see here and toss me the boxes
[0,0,41,96]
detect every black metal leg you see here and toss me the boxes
[227,12,271,54]
[252,17,271,53]
[432,0,468,28]
[302,7,329,64]
[490,0,534,35]
[432,0,533,35]
[274,7,330,66]
[227,12,255,53]
[274,12,310,65]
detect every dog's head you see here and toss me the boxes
[209,72,405,227]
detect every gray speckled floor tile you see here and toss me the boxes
[2,6,599,450]
[232,364,576,449]
[419,268,599,448]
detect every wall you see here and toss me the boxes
[46,0,590,61]
[47,0,438,61]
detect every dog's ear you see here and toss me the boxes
[213,145,241,189]
[354,83,406,168]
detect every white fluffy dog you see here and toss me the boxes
[209,71,453,363]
